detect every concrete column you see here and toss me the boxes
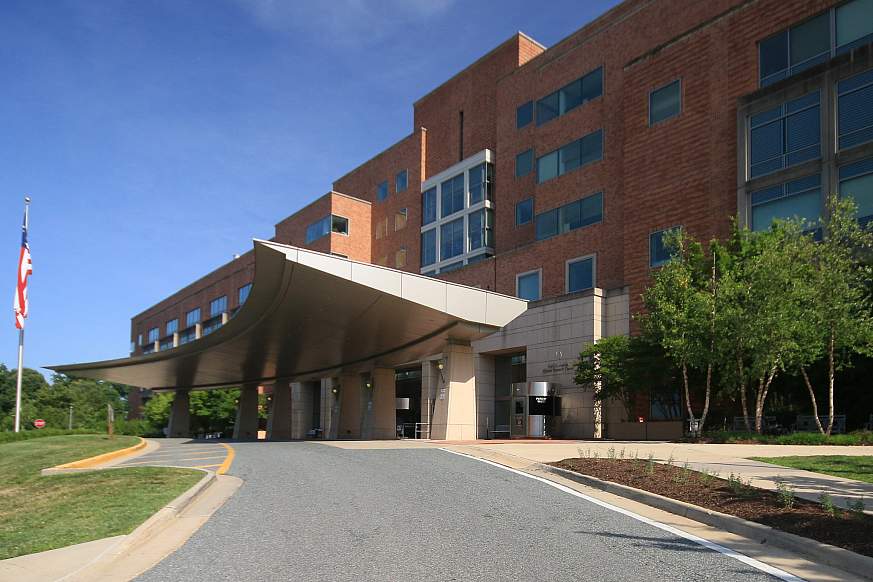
[371,368,396,440]
[420,361,439,438]
[233,384,260,440]
[592,291,605,439]
[337,374,362,438]
[267,382,292,440]
[431,342,477,440]
[320,377,340,439]
[167,389,190,438]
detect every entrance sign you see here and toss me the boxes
[33,419,45,429]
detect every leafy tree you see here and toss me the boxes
[797,195,873,434]
[576,336,637,422]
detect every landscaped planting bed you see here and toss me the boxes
[550,455,873,558]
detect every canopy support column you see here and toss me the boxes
[337,374,362,439]
[430,342,476,440]
[167,389,190,438]
[233,384,260,440]
[267,382,292,440]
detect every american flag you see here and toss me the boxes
[13,212,32,330]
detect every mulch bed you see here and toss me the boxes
[550,457,873,558]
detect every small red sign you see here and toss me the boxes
[33,419,46,429]
[637,416,645,423]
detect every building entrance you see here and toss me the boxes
[395,367,422,438]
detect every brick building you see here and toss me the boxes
[73,0,872,440]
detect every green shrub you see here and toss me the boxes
[0,428,95,445]
[699,430,873,446]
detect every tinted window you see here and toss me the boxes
[536,151,559,184]
[839,158,873,223]
[516,198,534,225]
[567,257,594,293]
[440,218,464,260]
[422,187,437,225]
[166,319,178,334]
[420,229,437,267]
[516,149,533,177]
[238,283,252,305]
[749,91,820,178]
[469,164,485,204]
[331,215,348,235]
[395,170,408,193]
[535,208,558,240]
[517,271,541,301]
[468,209,494,250]
[836,0,873,51]
[377,180,389,202]
[536,92,560,126]
[790,13,830,68]
[759,31,789,84]
[650,227,681,267]
[750,174,821,231]
[837,68,873,149]
[517,101,533,128]
[186,308,200,327]
[650,80,681,125]
[440,174,465,217]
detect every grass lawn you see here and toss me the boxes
[750,455,873,484]
[0,434,202,559]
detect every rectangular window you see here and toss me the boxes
[186,307,201,328]
[147,327,159,343]
[377,180,389,202]
[649,80,681,125]
[536,91,560,126]
[440,218,465,261]
[537,67,602,125]
[537,129,602,184]
[750,174,821,231]
[210,296,227,317]
[440,174,465,217]
[749,91,820,178]
[166,319,178,335]
[535,192,603,241]
[836,0,873,52]
[422,187,437,225]
[305,216,331,243]
[202,318,222,336]
[468,163,491,204]
[839,158,873,224]
[516,198,534,225]
[837,68,873,150]
[516,270,541,301]
[331,215,349,235]
[420,229,437,267]
[515,149,533,178]
[375,217,388,240]
[395,169,408,193]
[178,328,196,345]
[517,101,533,128]
[238,283,252,305]
[468,209,494,251]
[160,338,174,351]
[650,227,682,267]
[567,256,595,293]
[394,208,408,232]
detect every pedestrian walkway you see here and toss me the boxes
[113,438,233,473]
[464,440,873,513]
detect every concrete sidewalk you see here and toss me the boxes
[463,440,873,512]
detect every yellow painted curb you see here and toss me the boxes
[55,437,147,470]
[217,443,235,475]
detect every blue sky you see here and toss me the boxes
[0,0,620,376]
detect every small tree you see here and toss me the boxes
[576,336,637,422]
[798,195,873,434]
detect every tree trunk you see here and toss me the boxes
[737,356,750,432]
[682,362,696,435]
[826,329,835,436]
[754,367,778,434]
[700,362,712,434]
[800,367,825,434]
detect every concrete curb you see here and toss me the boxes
[541,463,873,581]
[41,437,147,474]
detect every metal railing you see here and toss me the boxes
[397,422,430,439]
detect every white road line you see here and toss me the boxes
[439,448,805,582]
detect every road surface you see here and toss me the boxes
[136,441,786,582]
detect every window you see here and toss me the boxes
[535,192,603,240]
[178,328,196,345]
[758,1,873,86]
[395,247,407,269]
[305,216,331,243]
[516,270,541,301]
[750,174,821,231]
[537,129,602,184]
[839,158,873,225]
[749,91,820,178]
[210,295,227,317]
[515,149,533,178]
[650,227,682,267]
[440,174,465,217]
[516,198,534,225]
[375,216,389,240]
[440,218,465,260]
[331,215,349,235]
[394,208,408,232]
[566,256,595,293]
[468,209,494,251]
[468,163,491,204]
[422,187,437,225]
[142,344,155,355]
[395,169,408,193]
[421,229,437,267]
[186,307,201,328]
[377,180,389,202]
[238,283,252,305]
[649,80,681,125]
[837,68,873,150]
[160,338,174,351]
[147,327,159,343]
[166,319,178,335]
[536,67,602,125]
[517,101,533,128]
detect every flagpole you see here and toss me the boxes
[13,197,30,433]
